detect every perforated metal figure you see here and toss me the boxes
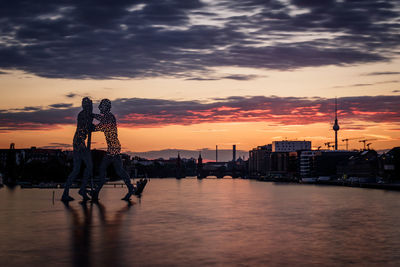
[92,99,135,201]
[62,97,93,202]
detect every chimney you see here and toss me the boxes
[233,145,236,162]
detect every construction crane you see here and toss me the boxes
[359,139,377,150]
[341,137,362,150]
[324,142,334,150]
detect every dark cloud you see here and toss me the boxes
[1,95,399,131]
[333,80,399,88]
[222,74,262,81]
[334,83,372,88]
[365,72,400,76]
[49,103,73,108]
[393,90,400,93]
[291,0,335,7]
[65,92,77,98]
[0,0,398,79]
[185,77,219,81]
[13,106,42,111]
[376,80,399,84]
[353,84,372,87]
[186,74,262,81]
[0,106,79,131]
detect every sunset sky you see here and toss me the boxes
[1,0,399,159]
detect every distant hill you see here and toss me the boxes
[128,148,248,162]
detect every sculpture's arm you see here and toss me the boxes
[93,118,107,132]
[92,113,102,121]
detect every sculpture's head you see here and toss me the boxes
[99,98,111,114]
[82,97,93,112]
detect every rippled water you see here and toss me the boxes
[1,178,400,266]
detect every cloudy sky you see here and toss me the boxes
[0,0,399,158]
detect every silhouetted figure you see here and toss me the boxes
[92,99,135,201]
[62,97,93,202]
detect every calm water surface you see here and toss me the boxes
[1,178,400,266]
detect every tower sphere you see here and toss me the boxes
[333,124,340,131]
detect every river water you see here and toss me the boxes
[1,178,400,266]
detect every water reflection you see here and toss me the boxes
[2,180,400,266]
[63,200,132,267]
[63,202,92,266]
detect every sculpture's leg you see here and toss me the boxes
[113,155,134,200]
[79,150,92,201]
[92,154,110,201]
[62,152,82,201]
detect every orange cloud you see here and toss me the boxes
[1,95,399,131]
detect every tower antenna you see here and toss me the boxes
[333,97,340,150]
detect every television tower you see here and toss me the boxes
[333,98,340,150]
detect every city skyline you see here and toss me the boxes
[0,0,399,153]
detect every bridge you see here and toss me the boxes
[196,161,246,179]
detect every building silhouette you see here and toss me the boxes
[272,140,311,152]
